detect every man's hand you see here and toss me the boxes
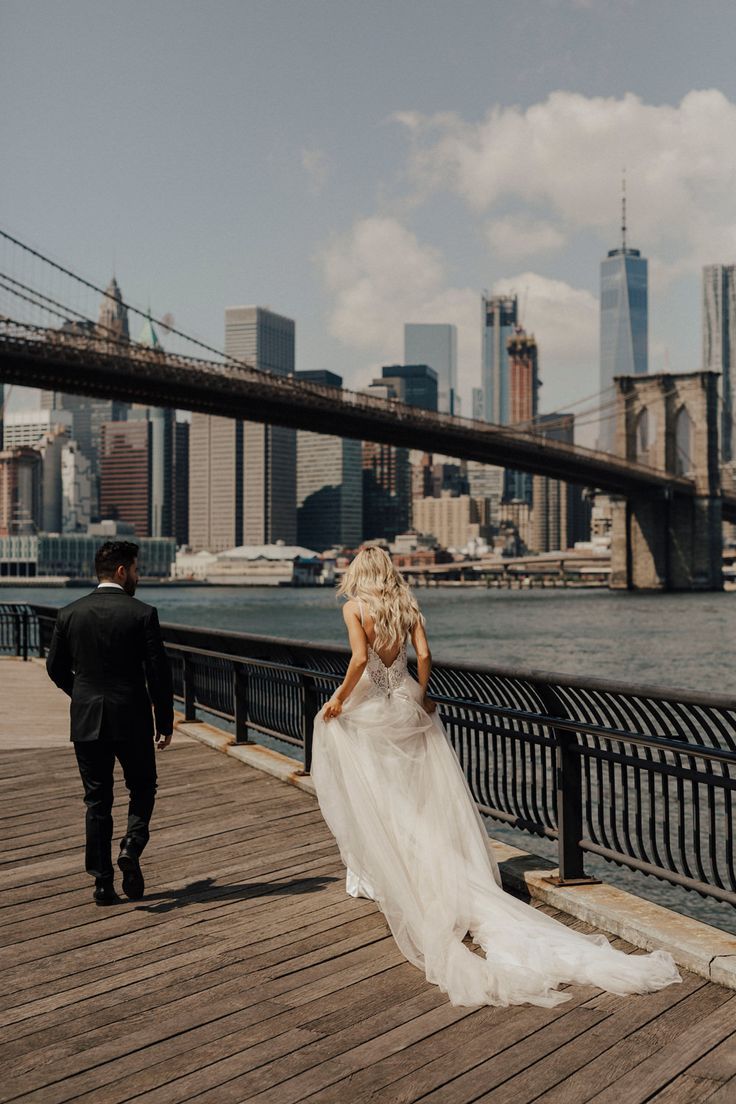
[422,695,436,715]
[156,730,173,751]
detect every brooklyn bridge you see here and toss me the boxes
[0,230,734,589]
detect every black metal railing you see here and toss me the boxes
[7,604,736,908]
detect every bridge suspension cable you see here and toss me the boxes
[0,228,254,370]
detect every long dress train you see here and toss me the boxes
[311,642,681,1009]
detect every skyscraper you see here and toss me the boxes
[40,279,131,514]
[228,306,296,545]
[481,294,518,424]
[404,324,458,413]
[703,264,736,461]
[100,421,151,536]
[295,371,362,551]
[131,315,175,538]
[379,364,438,411]
[599,188,648,452]
[531,413,590,551]
[174,420,189,547]
[0,448,42,536]
[505,327,540,504]
[188,306,296,551]
[188,415,243,552]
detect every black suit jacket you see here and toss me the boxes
[46,587,174,742]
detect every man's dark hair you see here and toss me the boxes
[95,541,140,580]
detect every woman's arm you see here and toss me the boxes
[411,620,435,713]
[323,602,368,720]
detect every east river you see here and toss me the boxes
[4,583,736,933]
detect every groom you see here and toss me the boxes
[46,540,174,905]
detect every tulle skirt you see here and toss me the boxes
[311,671,681,1008]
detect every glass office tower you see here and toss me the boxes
[599,247,648,452]
[481,294,518,424]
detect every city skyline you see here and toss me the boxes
[5,2,736,429]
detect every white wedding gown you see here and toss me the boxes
[311,639,682,1009]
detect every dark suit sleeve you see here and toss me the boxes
[143,607,174,735]
[46,616,75,697]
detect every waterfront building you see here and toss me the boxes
[599,194,648,452]
[412,492,491,551]
[472,388,484,421]
[702,264,736,461]
[481,293,518,424]
[403,324,457,413]
[0,529,174,579]
[61,441,93,533]
[100,420,151,537]
[379,364,438,412]
[295,371,362,552]
[172,542,326,586]
[2,409,73,448]
[0,448,42,536]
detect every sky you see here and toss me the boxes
[3,0,736,440]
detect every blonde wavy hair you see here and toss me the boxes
[337,545,424,652]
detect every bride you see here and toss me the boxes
[311,546,681,1009]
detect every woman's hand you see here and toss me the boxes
[422,694,436,715]
[323,696,343,721]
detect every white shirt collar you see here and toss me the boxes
[97,582,125,591]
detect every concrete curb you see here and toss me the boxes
[176,716,736,992]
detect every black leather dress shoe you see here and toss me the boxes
[93,878,119,906]
[118,844,145,900]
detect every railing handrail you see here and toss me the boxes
[156,615,736,713]
[157,639,736,767]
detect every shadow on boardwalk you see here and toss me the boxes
[0,657,735,1104]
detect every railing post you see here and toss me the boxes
[21,610,29,661]
[297,672,318,775]
[234,663,251,744]
[538,683,600,887]
[182,653,196,722]
[13,611,21,658]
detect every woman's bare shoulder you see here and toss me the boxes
[342,598,360,621]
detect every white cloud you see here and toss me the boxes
[321,216,478,393]
[486,215,565,260]
[396,89,736,271]
[301,147,329,194]
[320,217,596,416]
[493,272,599,413]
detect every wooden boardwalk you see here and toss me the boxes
[1,657,735,1104]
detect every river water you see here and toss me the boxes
[4,583,736,933]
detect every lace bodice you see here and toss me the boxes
[366,642,407,695]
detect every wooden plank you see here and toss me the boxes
[585,996,736,1103]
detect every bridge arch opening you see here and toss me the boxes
[674,404,694,477]
[635,407,657,465]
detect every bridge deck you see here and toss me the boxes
[1,658,734,1104]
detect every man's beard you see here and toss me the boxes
[123,575,137,596]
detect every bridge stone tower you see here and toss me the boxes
[610,371,722,590]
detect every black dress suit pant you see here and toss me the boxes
[74,739,157,881]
